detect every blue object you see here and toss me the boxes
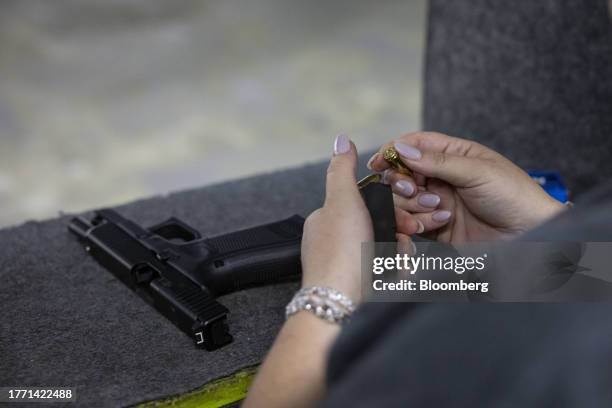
[528,170,569,203]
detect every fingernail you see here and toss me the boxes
[417,193,440,208]
[366,153,380,170]
[334,134,350,155]
[381,169,392,184]
[416,220,425,234]
[432,210,452,222]
[394,142,422,160]
[394,180,415,196]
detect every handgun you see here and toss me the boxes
[68,209,304,350]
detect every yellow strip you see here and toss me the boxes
[137,366,257,408]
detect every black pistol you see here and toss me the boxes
[68,209,304,350]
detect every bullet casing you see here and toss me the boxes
[357,147,412,189]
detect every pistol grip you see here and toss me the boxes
[203,215,304,294]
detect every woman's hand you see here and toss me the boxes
[369,131,566,242]
[244,135,374,408]
[301,134,374,302]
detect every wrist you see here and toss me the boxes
[287,286,356,325]
[527,197,567,229]
[541,197,567,219]
[302,274,361,304]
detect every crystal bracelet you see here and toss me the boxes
[285,286,356,324]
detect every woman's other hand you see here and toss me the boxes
[369,131,565,242]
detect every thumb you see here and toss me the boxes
[324,134,361,207]
[393,141,484,188]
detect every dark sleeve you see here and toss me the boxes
[323,303,612,408]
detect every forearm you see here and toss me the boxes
[243,312,340,408]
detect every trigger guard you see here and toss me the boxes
[148,217,202,242]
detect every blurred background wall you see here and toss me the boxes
[0,0,426,228]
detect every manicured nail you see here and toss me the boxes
[432,210,452,222]
[416,220,425,234]
[381,169,392,184]
[366,153,380,170]
[334,134,350,155]
[417,193,440,208]
[395,180,415,196]
[394,142,422,160]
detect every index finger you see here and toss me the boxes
[368,131,486,172]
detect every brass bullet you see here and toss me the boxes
[357,146,412,189]
[357,173,382,189]
[382,147,413,176]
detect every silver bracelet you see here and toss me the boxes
[285,286,356,324]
